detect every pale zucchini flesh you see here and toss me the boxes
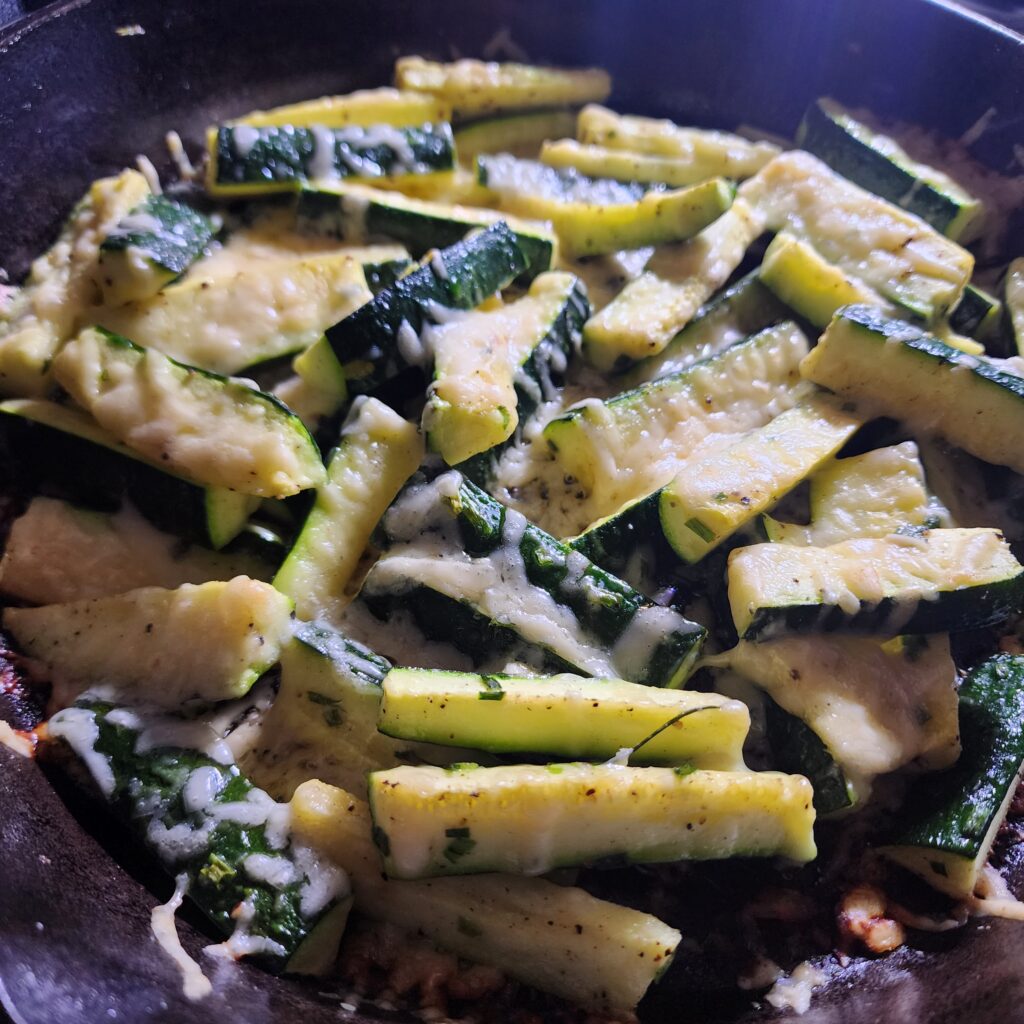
[728,528,1024,640]
[97,252,371,375]
[1007,258,1024,356]
[582,198,765,369]
[659,395,861,562]
[0,170,150,397]
[290,779,681,1012]
[274,398,424,622]
[378,668,749,769]
[235,87,452,128]
[455,109,578,162]
[796,98,985,244]
[5,577,293,705]
[544,321,810,519]
[762,441,934,546]
[53,328,326,498]
[800,305,1024,475]
[720,634,960,805]
[394,57,611,118]
[739,151,973,323]
[759,231,884,327]
[576,104,779,178]
[0,497,274,605]
[368,762,817,878]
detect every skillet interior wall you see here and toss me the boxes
[0,0,1022,279]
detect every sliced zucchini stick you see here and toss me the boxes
[542,138,747,188]
[624,270,789,385]
[455,109,577,162]
[719,634,960,806]
[758,231,884,327]
[796,98,985,244]
[1007,258,1024,355]
[240,620,410,803]
[323,222,528,397]
[365,472,706,688]
[0,398,258,550]
[53,328,326,498]
[543,321,810,517]
[49,701,349,973]
[728,528,1024,641]
[949,284,1004,345]
[574,395,860,568]
[95,194,217,305]
[800,305,1024,475]
[208,123,456,196]
[0,497,275,605]
[378,668,749,768]
[394,57,611,119]
[762,442,934,546]
[582,198,764,369]
[235,86,451,128]
[274,398,424,622]
[880,653,1024,898]
[577,104,779,178]
[368,762,817,878]
[6,576,292,704]
[0,169,149,397]
[763,695,854,816]
[739,152,973,324]
[98,252,371,375]
[290,779,681,1012]
[457,272,587,483]
[479,154,735,259]
[297,181,556,280]
[424,271,587,466]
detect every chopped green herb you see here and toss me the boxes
[673,763,696,777]
[479,676,506,701]
[200,852,237,885]
[684,517,716,543]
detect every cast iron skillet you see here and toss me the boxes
[1,1,1023,1021]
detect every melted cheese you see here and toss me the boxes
[583,198,765,359]
[150,874,213,1001]
[549,321,811,520]
[0,497,271,605]
[719,634,960,795]
[739,151,972,319]
[54,328,325,497]
[6,577,293,705]
[729,528,1019,638]
[97,252,370,375]
[0,170,150,396]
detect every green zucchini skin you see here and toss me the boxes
[763,694,853,816]
[570,490,666,578]
[361,258,415,296]
[323,222,528,396]
[0,400,254,550]
[48,701,348,971]
[740,576,1024,642]
[457,275,589,485]
[367,473,706,687]
[296,186,554,282]
[213,123,455,188]
[795,98,981,241]
[950,284,1004,343]
[882,654,1024,864]
[99,194,217,278]
[292,618,392,689]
